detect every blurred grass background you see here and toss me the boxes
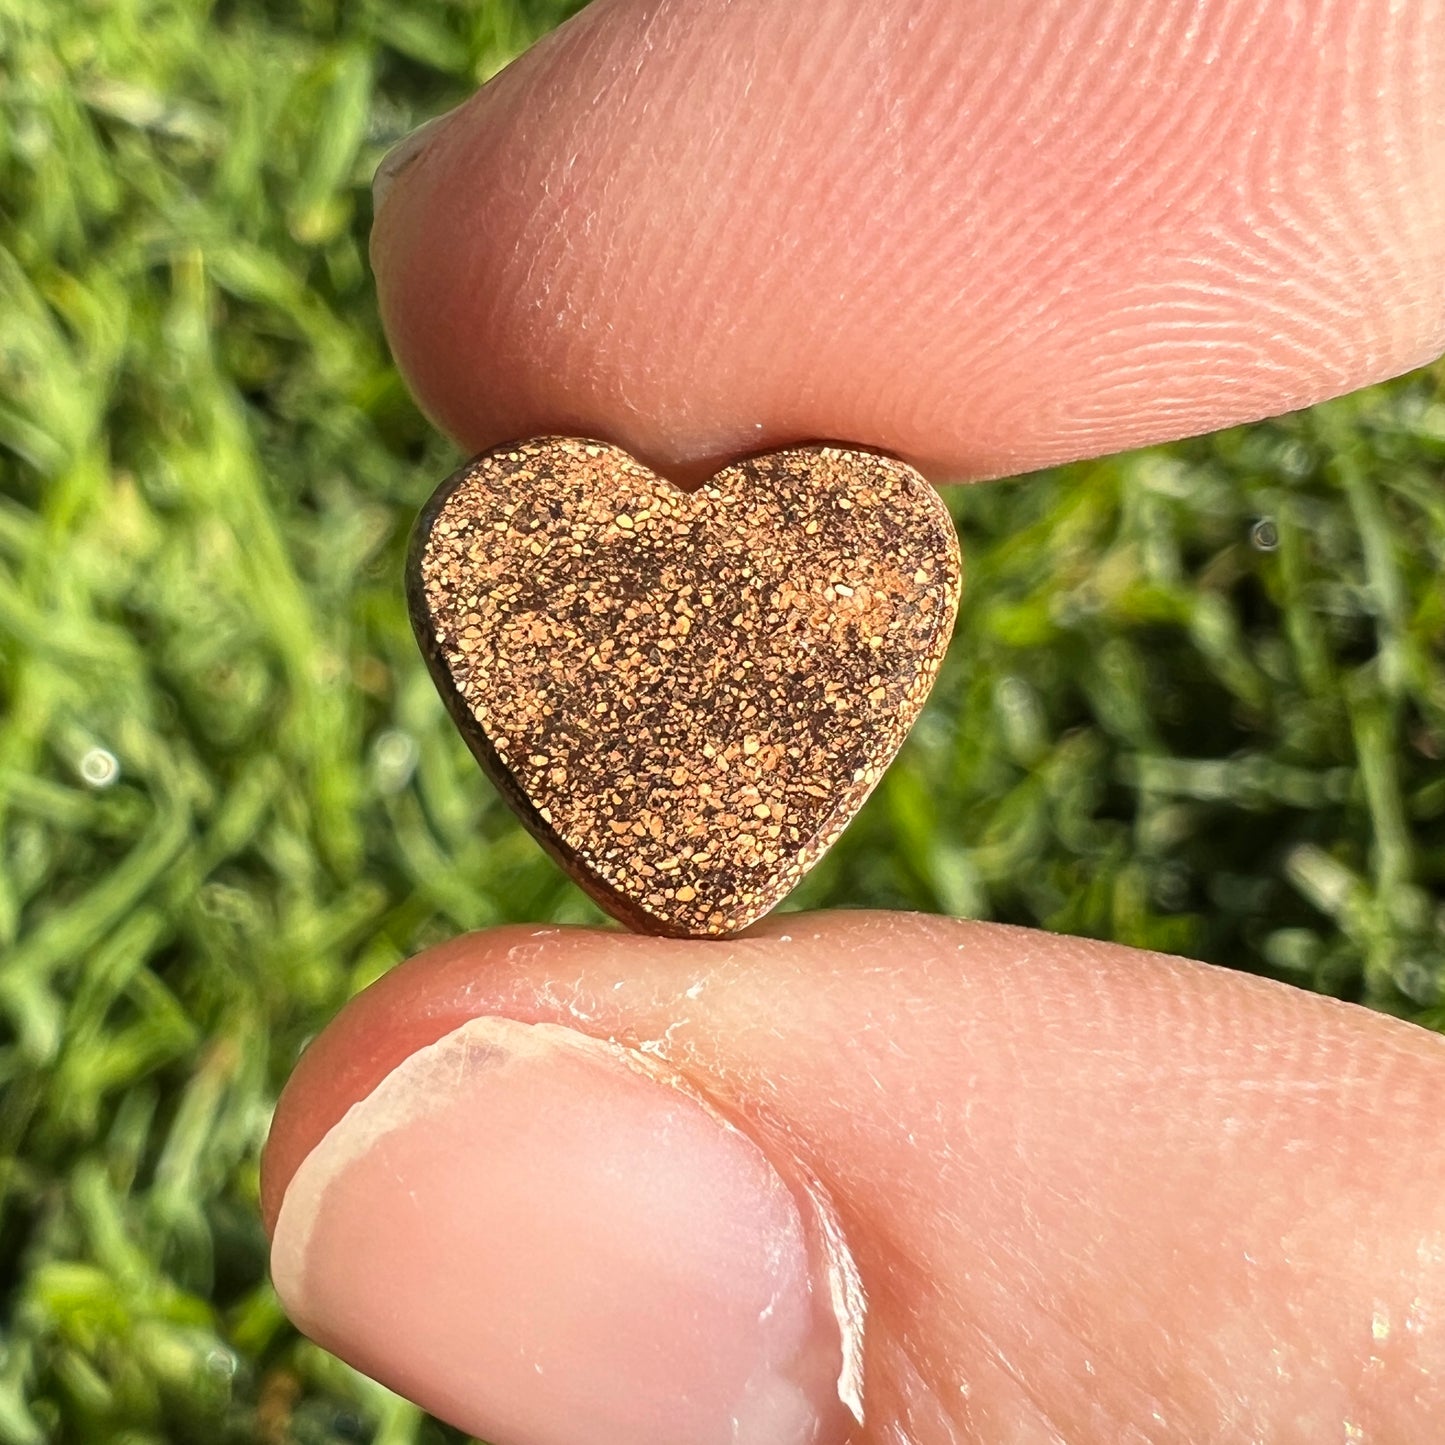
[2,0,1444,1440]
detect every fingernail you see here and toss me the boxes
[373,106,460,215]
[271,1017,860,1445]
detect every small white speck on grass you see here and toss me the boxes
[205,1347,237,1380]
[78,747,119,788]
[1251,517,1279,551]
[371,729,418,792]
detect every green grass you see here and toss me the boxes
[2,0,1443,1440]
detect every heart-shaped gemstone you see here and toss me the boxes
[408,438,960,937]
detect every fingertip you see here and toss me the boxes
[266,915,1445,1440]
[269,1009,856,1445]
[370,0,1445,479]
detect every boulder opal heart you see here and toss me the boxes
[408,438,961,937]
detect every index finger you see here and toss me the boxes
[370,0,1445,483]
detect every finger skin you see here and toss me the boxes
[371,0,1445,483]
[264,913,1445,1441]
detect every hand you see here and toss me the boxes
[263,2,1445,1442]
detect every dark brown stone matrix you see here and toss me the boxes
[409,438,961,937]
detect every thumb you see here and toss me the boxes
[261,914,1445,1444]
